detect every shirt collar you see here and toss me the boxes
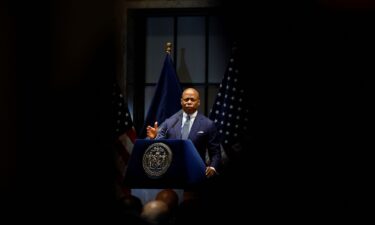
[183,110,197,119]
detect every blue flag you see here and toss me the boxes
[209,44,252,158]
[140,54,182,138]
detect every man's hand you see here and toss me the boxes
[205,166,217,178]
[146,121,158,139]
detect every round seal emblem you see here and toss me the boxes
[142,142,172,179]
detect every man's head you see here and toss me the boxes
[181,88,200,114]
[155,189,179,211]
[141,200,170,225]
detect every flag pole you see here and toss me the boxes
[165,42,172,54]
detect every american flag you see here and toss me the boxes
[112,83,136,198]
[209,45,252,159]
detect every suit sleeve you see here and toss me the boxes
[155,121,168,139]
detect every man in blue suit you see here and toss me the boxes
[146,88,221,177]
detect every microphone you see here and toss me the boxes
[170,116,180,129]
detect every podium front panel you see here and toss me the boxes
[124,139,206,188]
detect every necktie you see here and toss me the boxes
[181,115,190,140]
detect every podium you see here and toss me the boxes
[124,139,206,189]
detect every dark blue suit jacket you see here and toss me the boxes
[156,110,222,169]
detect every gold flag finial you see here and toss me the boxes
[165,42,172,54]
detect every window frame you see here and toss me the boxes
[126,8,228,133]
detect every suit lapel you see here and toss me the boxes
[188,113,202,140]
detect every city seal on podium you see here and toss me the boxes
[142,142,172,179]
